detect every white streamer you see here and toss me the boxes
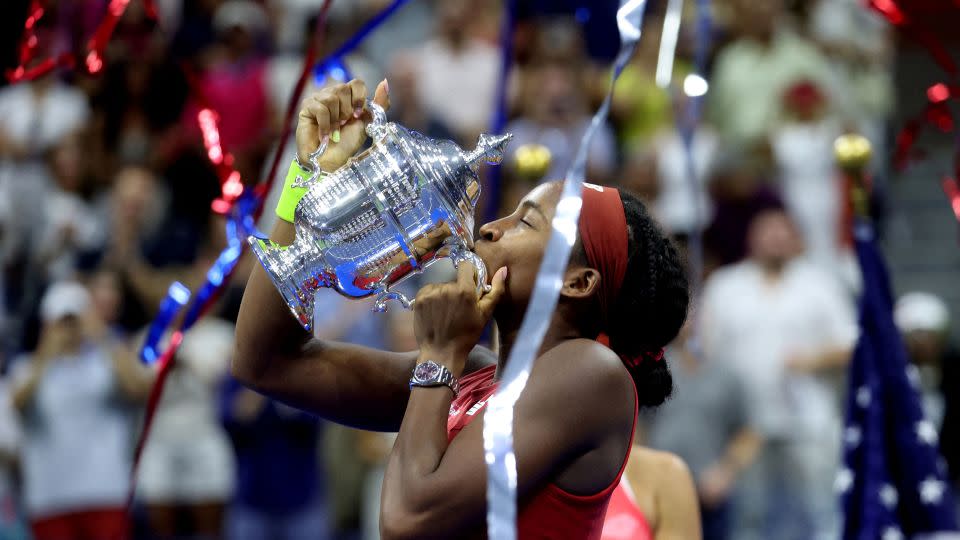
[655,0,684,89]
[482,2,648,538]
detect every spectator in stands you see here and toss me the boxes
[894,293,955,443]
[507,59,617,183]
[807,0,894,145]
[894,292,960,519]
[137,317,236,540]
[769,80,859,290]
[708,0,837,146]
[0,370,25,540]
[0,44,91,276]
[644,320,762,540]
[702,148,782,271]
[645,93,719,238]
[35,133,102,282]
[699,209,858,540]
[610,14,674,149]
[183,0,271,182]
[12,281,153,540]
[404,0,499,143]
[221,375,327,540]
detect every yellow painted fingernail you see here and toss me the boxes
[331,130,341,143]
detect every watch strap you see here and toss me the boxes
[409,361,460,396]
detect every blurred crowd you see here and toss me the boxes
[0,0,957,539]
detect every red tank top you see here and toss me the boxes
[447,365,638,539]
[600,480,653,540]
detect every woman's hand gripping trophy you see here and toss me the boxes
[295,79,391,173]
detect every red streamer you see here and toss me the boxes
[6,0,142,83]
[870,0,960,221]
[943,177,960,222]
[6,0,356,512]
[195,105,245,213]
[127,330,181,506]
[127,0,336,508]
[866,0,958,75]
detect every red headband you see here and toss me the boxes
[580,184,664,367]
[579,184,629,319]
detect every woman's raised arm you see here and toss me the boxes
[232,80,493,431]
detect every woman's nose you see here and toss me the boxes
[479,221,501,242]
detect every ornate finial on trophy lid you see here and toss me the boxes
[464,133,513,170]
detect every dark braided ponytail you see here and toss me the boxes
[602,191,689,407]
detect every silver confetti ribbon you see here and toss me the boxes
[655,0,684,89]
[482,2,648,538]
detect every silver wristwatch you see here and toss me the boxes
[410,361,459,396]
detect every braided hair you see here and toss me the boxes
[575,190,690,407]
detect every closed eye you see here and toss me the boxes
[520,218,534,228]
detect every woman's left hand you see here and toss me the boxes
[413,263,507,374]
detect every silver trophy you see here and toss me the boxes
[249,101,511,331]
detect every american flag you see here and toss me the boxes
[839,219,959,539]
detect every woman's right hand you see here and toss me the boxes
[295,79,390,172]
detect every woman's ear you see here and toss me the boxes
[560,267,601,300]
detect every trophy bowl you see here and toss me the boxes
[249,101,512,331]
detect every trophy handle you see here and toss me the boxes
[448,244,492,296]
[305,99,389,173]
[372,288,413,313]
[365,99,388,141]
[370,245,490,314]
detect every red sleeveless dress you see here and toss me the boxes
[599,480,653,540]
[447,365,638,539]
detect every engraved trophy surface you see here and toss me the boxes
[249,101,512,330]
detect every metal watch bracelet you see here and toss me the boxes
[409,360,460,396]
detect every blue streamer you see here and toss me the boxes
[180,190,260,330]
[313,56,353,86]
[482,2,649,538]
[484,0,518,223]
[140,281,190,364]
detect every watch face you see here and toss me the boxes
[414,361,441,382]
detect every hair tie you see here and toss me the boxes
[620,348,665,369]
[645,348,665,362]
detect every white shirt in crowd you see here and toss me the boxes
[0,82,90,260]
[13,344,132,518]
[412,38,499,138]
[0,380,21,509]
[709,30,838,145]
[651,128,718,235]
[37,190,104,281]
[770,118,861,291]
[137,318,236,503]
[699,258,859,441]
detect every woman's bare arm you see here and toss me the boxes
[232,214,419,431]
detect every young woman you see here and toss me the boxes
[233,79,690,539]
[601,446,702,540]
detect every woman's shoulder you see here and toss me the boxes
[628,446,693,483]
[626,447,698,531]
[531,339,635,425]
[542,339,632,392]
